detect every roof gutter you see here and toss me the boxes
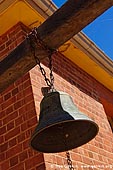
[27,0,57,18]
[71,33,113,77]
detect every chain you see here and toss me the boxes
[66,151,74,170]
[49,54,54,90]
[27,27,55,90]
[28,28,74,170]
[58,125,74,170]
[35,55,51,87]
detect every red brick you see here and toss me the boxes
[0,142,8,152]
[19,106,26,115]
[16,91,23,100]
[7,121,14,131]
[19,150,28,162]
[16,30,25,38]
[0,110,5,119]
[56,156,63,165]
[27,116,37,128]
[5,127,20,141]
[25,129,33,138]
[44,154,54,163]
[1,160,9,170]
[1,96,16,110]
[98,155,103,162]
[36,163,46,170]
[14,100,24,110]
[0,95,3,103]
[6,144,22,159]
[82,156,93,165]
[5,105,13,115]
[6,40,11,47]
[0,153,5,161]
[12,87,19,96]
[10,155,18,167]
[24,86,33,96]
[0,135,4,144]
[16,36,25,45]
[22,72,30,81]
[15,78,23,87]
[0,47,10,59]
[9,138,17,147]
[9,43,16,51]
[15,116,23,126]
[22,139,29,150]
[17,132,25,143]
[25,154,44,169]
[21,122,27,131]
[24,93,34,103]
[88,151,94,158]
[23,79,31,89]
[45,163,54,170]
[0,44,5,51]
[9,163,24,170]
[0,35,8,43]
[27,148,34,157]
[25,101,35,111]
[3,111,18,124]
[0,126,6,135]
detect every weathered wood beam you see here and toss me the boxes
[0,38,50,93]
[37,0,113,49]
[0,0,113,92]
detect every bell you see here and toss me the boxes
[30,91,99,153]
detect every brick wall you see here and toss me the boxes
[0,22,113,170]
[0,23,45,170]
[30,53,113,170]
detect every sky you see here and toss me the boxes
[52,0,113,61]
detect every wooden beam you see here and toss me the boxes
[0,0,113,92]
[37,0,113,49]
[0,37,50,93]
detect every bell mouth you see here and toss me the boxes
[30,119,99,153]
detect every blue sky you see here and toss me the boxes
[52,0,113,60]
